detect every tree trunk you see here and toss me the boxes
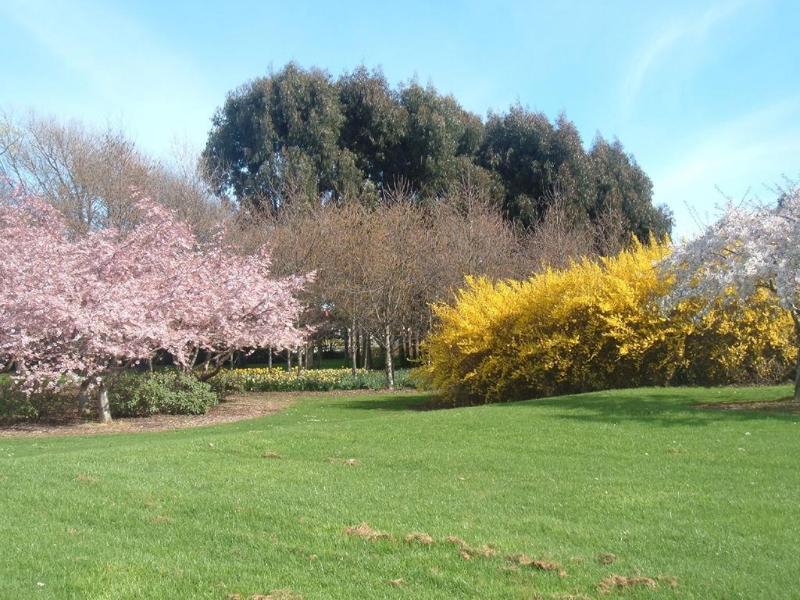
[794,350,800,403]
[286,347,292,371]
[384,326,395,389]
[350,319,358,375]
[305,343,312,369]
[268,346,272,369]
[78,380,90,418]
[96,382,111,423]
[363,332,371,370]
[794,314,800,402]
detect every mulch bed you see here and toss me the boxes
[0,389,415,438]
[0,392,289,438]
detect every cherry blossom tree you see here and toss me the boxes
[662,187,800,401]
[0,188,310,421]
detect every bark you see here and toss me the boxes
[362,332,371,370]
[286,347,292,371]
[78,380,90,418]
[795,350,800,403]
[350,319,357,376]
[96,382,111,423]
[196,350,234,382]
[384,326,395,389]
[268,346,272,368]
[305,343,312,369]
[794,313,800,402]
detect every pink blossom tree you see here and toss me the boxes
[0,189,310,421]
[662,186,800,401]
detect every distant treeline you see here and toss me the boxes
[202,63,672,241]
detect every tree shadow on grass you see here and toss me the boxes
[342,387,799,427]
[339,393,448,412]
[532,389,797,427]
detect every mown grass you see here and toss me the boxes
[1,385,798,599]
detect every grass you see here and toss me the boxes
[1,385,799,598]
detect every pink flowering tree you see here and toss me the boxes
[662,187,800,401]
[0,189,310,421]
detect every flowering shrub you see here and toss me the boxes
[213,368,415,393]
[422,240,796,403]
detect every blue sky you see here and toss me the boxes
[2,0,798,238]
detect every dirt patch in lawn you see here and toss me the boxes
[344,522,394,541]
[0,391,332,438]
[694,397,800,415]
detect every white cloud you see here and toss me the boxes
[621,0,751,115]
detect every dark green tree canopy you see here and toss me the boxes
[202,63,672,240]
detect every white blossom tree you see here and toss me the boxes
[662,187,800,401]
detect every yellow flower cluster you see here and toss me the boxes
[215,367,371,392]
[422,240,796,403]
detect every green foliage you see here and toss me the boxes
[0,378,39,422]
[213,367,415,393]
[0,376,76,423]
[479,107,672,238]
[109,371,218,417]
[202,63,671,243]
[203,63,344,212]
[1,387,799,598]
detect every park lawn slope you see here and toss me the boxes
[0,386,798,599]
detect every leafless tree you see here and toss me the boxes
[0,112,228,237]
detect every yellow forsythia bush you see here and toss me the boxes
[422,240,796,403]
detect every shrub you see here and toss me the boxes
[422,240,796,403]
[0,376,78,423]
[109,371,218,417]
[0,378,39,422]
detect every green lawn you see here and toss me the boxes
[1,386,798,599]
